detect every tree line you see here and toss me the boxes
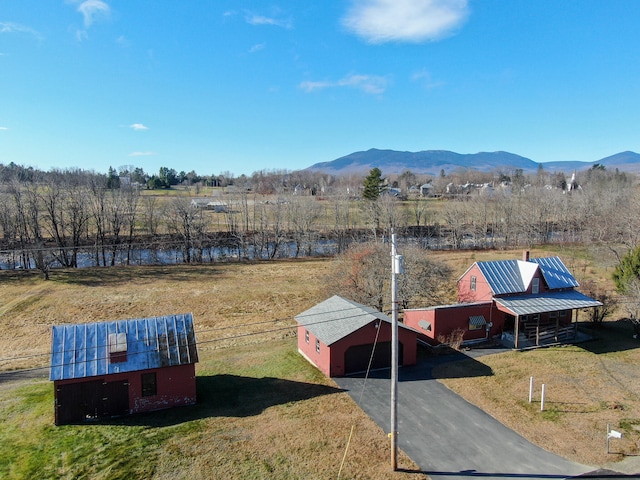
[0,161,638,282]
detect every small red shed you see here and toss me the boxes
[50,313,198,425]
[295,295,418,377]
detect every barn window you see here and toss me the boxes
[141,372,157,397]
[108,332,128,363]
[532,277,540,294]
[315,339,320,353]
[305,330,309,343]
[470,276,477,291]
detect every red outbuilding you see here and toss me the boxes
[296,295,418,377]
[49,313,198,425]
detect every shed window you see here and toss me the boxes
[305,330,309,343]
[315,339,320,353]
[141,372,157,397]
[470,275,477,291]
[108,332,127,363]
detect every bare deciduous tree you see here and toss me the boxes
[324,241,454,312]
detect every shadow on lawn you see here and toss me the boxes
[578,320,640,355]
[113,374,345,427]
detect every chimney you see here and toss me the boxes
[523,250,530,262]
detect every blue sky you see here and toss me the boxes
[1,1,639,177]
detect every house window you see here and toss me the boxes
[469,316,486,331]
[532,277,540,294]
[141,372,157,397]
[418,319,432,331]
[305,330,309,343]
[470,276,477,291]
[316,339,320,353]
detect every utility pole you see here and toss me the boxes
[390,232,403,470]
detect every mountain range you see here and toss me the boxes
[306,149,640,176]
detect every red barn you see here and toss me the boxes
[296,295,418,377]
[50,313,198,425]
[404,252,602,349]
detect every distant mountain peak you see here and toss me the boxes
[305,149,640,176]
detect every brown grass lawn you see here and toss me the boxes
[0,258,425,479]
[1,246,639,475]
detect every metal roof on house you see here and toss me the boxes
[528,256,580,289]
[475,256,578,294]
[476,259,526,294]
[50,313,198,381]
[295,295,412,346]
[493,290,602,316]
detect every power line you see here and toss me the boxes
[0,303,400,373]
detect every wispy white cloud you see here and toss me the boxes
[0,126,8,131]
[249,43,265,54]
[76,0,111,28]
[0,21,44,41]
[66,0,110,40]
[411,69,444,89]
[129,151,154,157]
[129,123,149,131]
[300,74,390,95]
[342,0,469,44]
[244,10,293,29]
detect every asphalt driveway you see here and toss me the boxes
[333,349,593,480]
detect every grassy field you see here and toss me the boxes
[0,259,425,479]
[1,246,639,476]
[1,339,426,479]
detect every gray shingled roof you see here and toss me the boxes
[494,290,602,316]
[295,295,394,346]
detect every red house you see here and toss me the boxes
[296,295,418,377]
[50,313,198,425]
[404,252,602,349]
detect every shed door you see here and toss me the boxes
[55,379,129,425]
[344,341,404,375]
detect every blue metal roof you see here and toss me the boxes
[476,259,526,294]
[529,256,580,289]
[475,256,578,294]
[50,313,198,381]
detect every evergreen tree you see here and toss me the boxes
[362,167,385,200]
[613,245,640,293]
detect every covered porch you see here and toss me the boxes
[494,290,602,349]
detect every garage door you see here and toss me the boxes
[55,379,129,425]
[344,341,404,375]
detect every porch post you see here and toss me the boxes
[514,314,520,349]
